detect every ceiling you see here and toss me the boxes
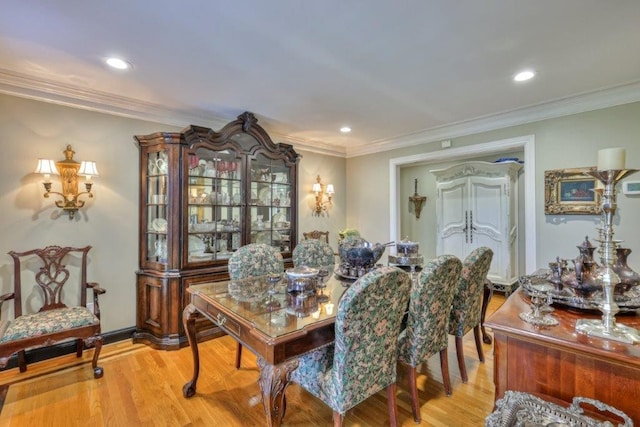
[1,1,640,157]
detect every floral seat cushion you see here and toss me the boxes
[0,306,98,343]
[292,239,335,269]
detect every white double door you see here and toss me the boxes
[434,163,519,285]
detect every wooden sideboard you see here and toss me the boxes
[485,289,640,422]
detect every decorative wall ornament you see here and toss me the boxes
[409,178,427,219]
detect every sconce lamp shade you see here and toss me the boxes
[312,182,322,193]
[79,161,100,177]
[34,159,59,176]
[326,184,335,194]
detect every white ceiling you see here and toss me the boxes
[1,1,640,157]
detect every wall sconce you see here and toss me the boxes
[312,174,334,217]
[34,145,99,219]
[409,178,427,219]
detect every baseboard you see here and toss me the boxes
[0,327,135,371]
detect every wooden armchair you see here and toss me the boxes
[0,245,105,378]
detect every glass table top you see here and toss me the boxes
[188,265,353,340]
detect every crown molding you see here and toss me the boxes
[346,80,640,157]
[1,68,638,159]
[0,68,346,157]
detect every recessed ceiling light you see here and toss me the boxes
[340,126,352,133]
[106,57,131,70]
[513,70,535,82]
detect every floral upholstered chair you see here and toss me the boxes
[398,254,462,423]
[0,246,105,378]
[448,246,493,383]
[228,243,284,368]
[290,266,411,426]
[292,238,335,269]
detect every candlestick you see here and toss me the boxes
[414,178,418,195]
[597,148,625,171]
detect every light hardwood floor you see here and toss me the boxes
[0,295,506,426]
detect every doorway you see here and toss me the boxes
[388,135,536,273]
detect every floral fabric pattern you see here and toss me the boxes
[398,255,462,367]
[448,247,493,337]
[227,243,284,280]
[293,239,335,269]
[0,306,98,343]
[290,266,411,415]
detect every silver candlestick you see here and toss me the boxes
[575,169,640,344]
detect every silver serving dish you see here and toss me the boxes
[338,239,390,268]
[396,237,419,255]
[285,266,319,296]
[519,271,640,312]
[485,391,633,426]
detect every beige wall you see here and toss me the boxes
[347,102,640,273]
[0,93,346,333]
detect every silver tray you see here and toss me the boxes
[485,391,633,426]
[334,269,359,281]
[519,272,640,312]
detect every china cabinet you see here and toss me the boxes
[134,112,300,349]
[431,161,521,287]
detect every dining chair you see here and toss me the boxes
[292,238,335,269]
[302,230,329,243]
[398,254,462,423]
[289,266,411,427]
[448,246,493,383]
[227,243,284,368]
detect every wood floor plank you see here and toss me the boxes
[0,295,506,426]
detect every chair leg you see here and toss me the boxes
[386,383,398,427]
[76,338,83,358]
[333,411,344,427]
[407,365,421,423]
[18,350,27,373]
[439,348,452,396]
[235,342,243,369]
[481,282,493,344]
[473,325,485,363]
[455,336,468,383]
[91,336,104,378]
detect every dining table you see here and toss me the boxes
[181,265,350,427]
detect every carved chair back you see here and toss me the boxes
[303,230,329,244]
[9,245,92,317]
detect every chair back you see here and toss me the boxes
[292,239,335,269]
[227,243,284,280]
[398,255,462,367]
[8,245,92,317]
[303,230,329,243]
[329,266,411,410]
[448,247,493,337]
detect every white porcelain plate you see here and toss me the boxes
[151,218,167,232]
[188,235,205,253]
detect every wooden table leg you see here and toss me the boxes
[182,304,200,398]
[257,357,299,427]
[481,281,493,344]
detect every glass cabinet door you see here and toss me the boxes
[146,149,169,265]
[249,153,293,252]
[186,147,243,263]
